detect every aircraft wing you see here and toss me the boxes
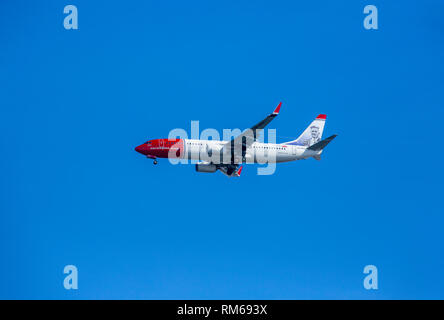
[218,164,243,177]
[220,102,282,161]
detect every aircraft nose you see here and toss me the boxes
[135,144,148,155]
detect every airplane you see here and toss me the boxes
[135,102,337,177]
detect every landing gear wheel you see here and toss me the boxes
[153,160,158,165]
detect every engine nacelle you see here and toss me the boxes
[195,163,217,173]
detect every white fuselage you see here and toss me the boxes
[183,139,320,164]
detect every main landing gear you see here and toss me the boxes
[153,159,158,165]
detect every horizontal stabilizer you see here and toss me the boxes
[307,134,337,151]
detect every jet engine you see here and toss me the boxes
[195,163,217,173]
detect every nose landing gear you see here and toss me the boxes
[147,155,157,165]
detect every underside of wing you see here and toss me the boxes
[218,164,243,177]
[221,102,282,161]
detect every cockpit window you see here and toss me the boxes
[145,141,152,145]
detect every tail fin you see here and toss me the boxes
[284,114,327,147]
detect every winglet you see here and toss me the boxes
[316,114,327,120]
[236,166,243,176]
[273,102,282,115]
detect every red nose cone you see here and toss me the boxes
[135,144,148,155]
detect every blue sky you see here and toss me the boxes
[1,0,443,299]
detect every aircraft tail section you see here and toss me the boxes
[284,114,327,147]
[307,134,337,151]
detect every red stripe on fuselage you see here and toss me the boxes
[135,139,184,159]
